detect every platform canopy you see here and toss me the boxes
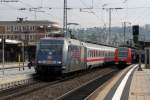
[0,39,22,44]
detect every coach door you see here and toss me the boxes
[80,44,86,69]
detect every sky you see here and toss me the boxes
[1,0,150,28]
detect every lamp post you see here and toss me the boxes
[21,35,25,71]
[2,34,5,75]
[63,0,68,38]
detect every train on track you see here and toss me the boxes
[35,37,137,76]
[115,47,137,65]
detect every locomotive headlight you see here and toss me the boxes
[58,61,62,64]
[38,61,42,63]
[49,52,52,55]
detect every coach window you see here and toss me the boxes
[105,52,107,57]
[104,51,105,57]
[90,51,91,57]
[93,51,94,57]
[99,51,100,57]
[90,50,92,57]
[89,51,92,57]
[100,51,101,57]
[92,51,93,57]
[96,51,97,57]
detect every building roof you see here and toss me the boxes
[0,20,58,25]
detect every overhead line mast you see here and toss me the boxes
[63,0,68,38]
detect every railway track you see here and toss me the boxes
[56,68,118,100]
[0,66,120,100]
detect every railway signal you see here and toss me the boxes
[132,25,142,71]
[132,25,139,44]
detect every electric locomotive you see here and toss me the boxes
[35,37,86,75]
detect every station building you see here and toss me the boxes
[0,19,61,62]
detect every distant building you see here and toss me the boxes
[145,24,150,30]
[0,19,61,44]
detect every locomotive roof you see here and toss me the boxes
[39,37,117,50]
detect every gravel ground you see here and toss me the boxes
[13,67,117,100]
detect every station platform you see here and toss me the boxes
[0,67,35,90]
[0,62,28,70]
[87,64,150,100]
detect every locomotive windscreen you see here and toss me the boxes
[37,39,64,65]
[118,47,128,57]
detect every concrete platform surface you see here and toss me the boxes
[87,64,150,100]
[0,67,35,77]
[0,67,35,89]
[129,65,150,100]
